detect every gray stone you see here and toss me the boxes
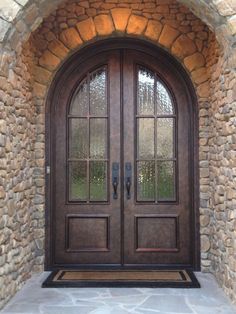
[0,18,10,42]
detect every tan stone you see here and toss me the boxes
[156,5,169,14]
[171,34,197,59]
[228,16,236,35]
[201,235,210,252]
[197,82,210,98]
[94,15,114,36]
[76,18,96,41]
[111,8,131,32]
[33,82,47,98]
[39,50,60,71]
[34,66,51,84]
[191,67,209,84]
[126,15,148,35]
[159,25,180,48]
[145,20,162,41]
[184,52,205,72]
[0,187,5,199]
[48,39,69,59]
[59,27,82,49]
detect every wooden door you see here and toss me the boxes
[54,51,122,265]
[123,50,191,266]
[50,45,195,268]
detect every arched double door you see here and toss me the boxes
[47,41,199,269]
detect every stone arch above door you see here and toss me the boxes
[30,5,214,102]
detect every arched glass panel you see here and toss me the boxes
[136,66,176,202]
[68,67,108,202]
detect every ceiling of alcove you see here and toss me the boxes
[0,0,235,50]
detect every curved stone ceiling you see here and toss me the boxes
[0,0,235,48]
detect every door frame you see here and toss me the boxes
[45,38,200,271]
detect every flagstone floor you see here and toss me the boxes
[1,272,236,314]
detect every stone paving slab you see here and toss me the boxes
[1,272,236,314]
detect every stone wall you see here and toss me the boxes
[0,0,235,309]
[0,45,37,308]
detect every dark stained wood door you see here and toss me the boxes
[52,47,194,267]
[54,51,122,264]
[123,50,191,266]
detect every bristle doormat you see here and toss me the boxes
[42,269,200,288]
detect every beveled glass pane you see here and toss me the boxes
[69,118,88,159]
[156,118,174,159]
[90,68,107,116]
[90,161,107,201]
[70,77,88,116]
[156,81,174,115]
[69,161,87,201]
[137,161,155,201]
[138,68,155,115]
[90,118,107,159]
[138,118,154,159]
[157,161,175,200]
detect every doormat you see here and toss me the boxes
[42,269,200,288]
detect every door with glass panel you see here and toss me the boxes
[123,50,191,265]
[54,51,121,264]
[53,48,192,266]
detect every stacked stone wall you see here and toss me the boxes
[0,0,236,309]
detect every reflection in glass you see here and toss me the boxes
[69,161,87,200]
[90,161,107,201]
[156,81,173,115]
[137,161,155,201]
[90,119,107,159]
[138,118,154,159]
[156,118,174,159]
[138,68,155,115]
[70,78,88,116]
[157,161,175,200]
[90,68,107,116]
[69,119,88,159]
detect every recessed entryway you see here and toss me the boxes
[46,39,199,270]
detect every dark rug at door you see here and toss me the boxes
[42,269,200,288]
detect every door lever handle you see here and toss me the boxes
[112,162,119,200]
[125,162,132,200]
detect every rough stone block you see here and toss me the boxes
[48,39,69,59]
[184,52,205,72]
[0,18,10,42]
[76,17,96,41]
[197,82,210,98]
[145,20,162,41]
[228,16,236,35]
[39,50,61,71]
[191,67,209,84]
[34,66,51,84]
[33,82,47,98]
[171,34,197,59]
[159,25,180,48]
[126,15,148,35]
[24,4,39,26]
[0,0,21,22]
[201,235,210,252]
[60,27,82,49]
[94,14,114,36]
[213,0,235,16]
[111,8,131,32]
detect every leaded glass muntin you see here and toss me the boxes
[135,64,177,203]
[67,66,110,203]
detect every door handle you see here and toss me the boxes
[125,162,132,199]
[112,162,119,199]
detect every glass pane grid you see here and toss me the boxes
[68,67,109,203]
[136,66,177,203]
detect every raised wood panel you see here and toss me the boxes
[135,215,179,252]
[66,215,110,252]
